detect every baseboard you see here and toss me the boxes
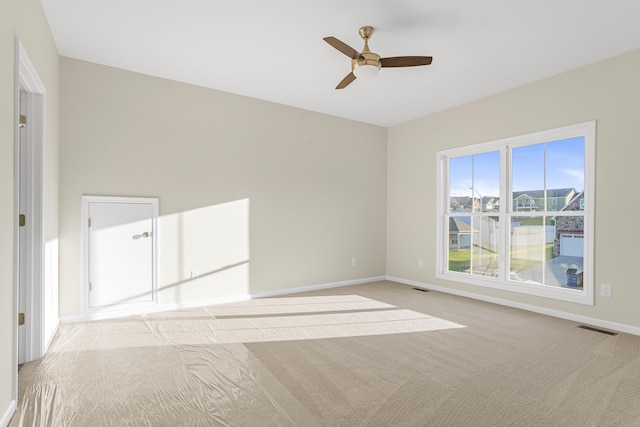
[387,276,640,337]
[60,276,386,324]
[250,276,387,299]
[59,294,253,324]
[0,399,16,427]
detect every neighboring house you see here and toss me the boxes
[553,191,585,257]
[484,197,500,212]
[449,217,479,250]
[512,188,576,212]
[449,196,471,211]
[450,196,499,212]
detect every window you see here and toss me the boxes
[437,121,595,304]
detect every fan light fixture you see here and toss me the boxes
[353,63,380,79]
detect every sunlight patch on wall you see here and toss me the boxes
[158,198,250,304]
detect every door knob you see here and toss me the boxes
[132,232,152,240]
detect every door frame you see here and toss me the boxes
[13,38,46,399]
[81,195,159,316]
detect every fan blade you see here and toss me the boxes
[336,72,356,89]
[323,37,364,60]
[380,56,433,67]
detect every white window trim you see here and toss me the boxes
[436,121,595,305]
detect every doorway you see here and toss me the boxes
[82,196,159,314]
[13,39,50,418]
[14,40,47,370]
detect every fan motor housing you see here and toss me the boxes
[352,52,381,72]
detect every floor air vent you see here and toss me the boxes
[413,288,429,292]
[578,325,618,336]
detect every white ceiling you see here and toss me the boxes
[41,0,640,127]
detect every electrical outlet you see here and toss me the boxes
[601,283,612,298]
[418,259,424,268]
[351,257,357,266]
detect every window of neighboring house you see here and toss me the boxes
[436,121,595,305]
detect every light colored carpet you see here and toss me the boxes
[11,280,640,426]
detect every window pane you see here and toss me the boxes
[509,216,546,285]
[449,152,499,213]
[549,215,584,289]
[449,156,472,212]
[512,144,544,212]
[470,216,500,278]
[472,151,500,213]
[448,216,471,273]
[546,137,584,211]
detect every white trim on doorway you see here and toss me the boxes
[13,38,49,414]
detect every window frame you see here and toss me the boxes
[436,121,595,305]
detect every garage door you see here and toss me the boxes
[560,234,583,257]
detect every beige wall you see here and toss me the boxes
[387,48,640,328]
[0,0,59,421]
[58,57,388,317]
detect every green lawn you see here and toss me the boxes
[513,217,555,226]
[448,247,498,272]
[449,243,554,273]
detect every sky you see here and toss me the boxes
[449,136,585,198]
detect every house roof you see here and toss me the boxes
[449,217,476,233]
[560,191,585,212]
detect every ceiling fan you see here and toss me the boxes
[323,26,433,89]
